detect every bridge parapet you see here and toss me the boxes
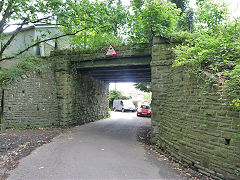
[51,43,151,63]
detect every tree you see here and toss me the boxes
[195,0,228,29]
[129,0,181,44]
[143,92,152,104]
[168,0,193,32]
[67,0,129,50]
[131,0,145,11]
[169,0,189,15]
[109,90,123,103]
[134,82,151,92]
[0,0,129,61]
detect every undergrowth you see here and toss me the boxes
[173,21,240,111]
[0,56,47,85]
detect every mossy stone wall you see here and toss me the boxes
[0,56,109,128]
[151,37,240,180]
[0,64,59,128]
[53,55,109,126]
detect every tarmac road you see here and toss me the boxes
[8,112,183,180]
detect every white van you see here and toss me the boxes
[113,100,135,112]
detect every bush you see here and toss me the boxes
[173,1,240,110]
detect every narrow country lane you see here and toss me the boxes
[8,112,183,180]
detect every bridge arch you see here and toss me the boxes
[52,42,156,125]
[51,36,240,179]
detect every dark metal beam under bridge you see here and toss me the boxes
[77,64,151,83]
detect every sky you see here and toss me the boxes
[109,82,135,92]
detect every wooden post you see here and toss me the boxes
[1,89,5,132]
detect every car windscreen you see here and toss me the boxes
[140,105,150,109]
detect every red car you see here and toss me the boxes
[137,105,151,117]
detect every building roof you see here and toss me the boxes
[5,24,56,35]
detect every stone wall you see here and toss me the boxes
[73,72,109,124]
[54,56,75,126]
[151,37,240,179]
[0,56,109,128]
[0,64,59,128]
[53,55,109,126]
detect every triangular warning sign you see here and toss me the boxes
[105,44,118,56]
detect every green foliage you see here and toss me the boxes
[225,65,240,111]
[169,0,189,14]
[156,140,161,148]
[235,168,240,176]
[104,113,111,119]
[134,82,151,92]
[11,123,24,131]
[1,0,130,59]
[173,1,240,110]
[70,32,124,51]
[104,108,111,119]
[109,90,123,102]
[0,0,63,25]
[174,23,240,71]
[131,0,144,10]
[0,57,46,85]
[129,0,181,43]
[60,0,129,50]
[173,0,240,146]
[195,0,228,29]
[143,93,152,104]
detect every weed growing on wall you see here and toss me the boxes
[156,140,161,148]
[0,56,46,85]
[235,168,240,176]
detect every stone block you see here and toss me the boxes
[153,37,168,45]
[227,111,240,118]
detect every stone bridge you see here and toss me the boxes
[1,37,239,179]
[60,44,152,82]
[51,43,155,126]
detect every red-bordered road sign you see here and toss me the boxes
[105,44,118,56]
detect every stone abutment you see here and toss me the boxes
[151,37,240,180]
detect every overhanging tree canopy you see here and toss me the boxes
[0,0,129,61]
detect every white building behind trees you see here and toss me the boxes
[1,24,71,59]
